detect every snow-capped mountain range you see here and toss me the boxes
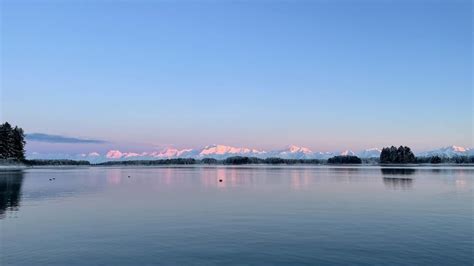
[26,145,472,163]
[416,145,473,158]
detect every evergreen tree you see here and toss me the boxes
[0,123,5,159]
[12,126,26,160]
[0,122,26,160]
[402,146,415,163]
[380,147,389,163]
[380,145,416,164]
[430,156,442,164]
[0,122,13,159]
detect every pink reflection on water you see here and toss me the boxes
[290,169,311,190]
[199,167,260,189]
[106,168,122,185]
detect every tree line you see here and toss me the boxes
[0,122,26,161]
[379,145,474,164]
[97,158,197,166]
[415,155,474,164]
[22,154,474,166]
[327,156,362,164]
[97,156,365,166]
[1,122,472,166]
[96,157,325,166]
[25,160,91,166]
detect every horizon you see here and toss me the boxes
[1,1,473,265]
[22,131,473,161]
[1,0,472,156]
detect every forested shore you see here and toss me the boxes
[0,122,473,167]
[13,155,472,167]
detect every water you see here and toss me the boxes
[1,166,472,265]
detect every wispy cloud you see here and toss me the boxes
[26,133,108,144]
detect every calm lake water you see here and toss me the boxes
[0,166,472,265]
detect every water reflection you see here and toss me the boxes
[290,169,311,190]
[328,167,365,184]
[381,168,416,175]
[380,168,415,190]
[2,167,473,265]
[199,167,261,189]
[425,168,473,190]
[0,170,24,219]
[383,177,413,190]
[106,168,123,185]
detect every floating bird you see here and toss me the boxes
[219,179,223,182]
[128,175,131,178]
[49,179,52,181]
[52,178,56,180]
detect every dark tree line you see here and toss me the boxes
[327,155,362,164]
[0,122,26,161]
[430,156,442,164]
[380,146,416,164]
[222,156,323,165]
[93,153,473,166]
[202,158,218,164]
[22,154,473,166]
[223,156,263,165]
[380,145,473,164]
[264,157,322,165]
[95,157,324,166]
[24,160,91,166]
[415,155,474,164]
[97,158,197,166]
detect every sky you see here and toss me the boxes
[0,0,472,155]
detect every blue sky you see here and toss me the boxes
[1,0,472,153]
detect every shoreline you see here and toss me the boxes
[2,163,474,170]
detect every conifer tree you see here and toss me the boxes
[0,122,26,160]
[0,122,13,159]
[12,126,26,160]
[380,145,416,164]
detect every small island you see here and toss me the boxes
[380,146,416,164]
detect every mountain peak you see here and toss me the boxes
[340,150,355,156]
[26,144,473,162]
[447,145,467,152]
[417,145,471,157]
[285,145,313,153]
[199,144,263,156]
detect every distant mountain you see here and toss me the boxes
[148,148,198,158]
[198,144,266,159]
[27,152,105,163]
[271,145,315,159]
[312,151,337,160]
[94,145,381,161]
[100,145,267,161]
[356,148,381,158]
[417,146,472,158]
[26,145,473,162]
[340,150,355,156]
